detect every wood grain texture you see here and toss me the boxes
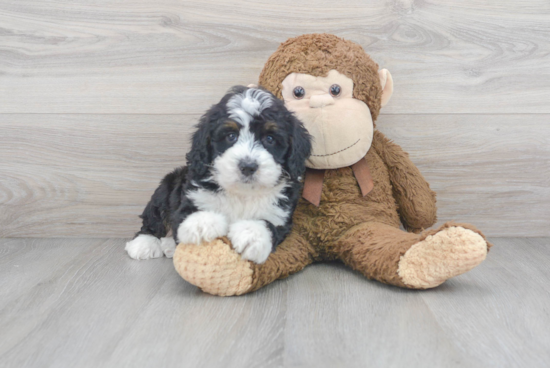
[0,0,549,114]
[1,114,548,237]
[1,237,549,368]
[421,238,550,367]
[0,1,548,237]
[378,114,550,237]
[0,114,194,237]
[283,263,468,367]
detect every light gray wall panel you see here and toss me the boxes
[0,0,548,114]
[1,114,547,237]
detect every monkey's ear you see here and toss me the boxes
[378,69,393,108]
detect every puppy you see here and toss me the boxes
[125,86,311,264]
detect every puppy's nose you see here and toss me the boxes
[309,94,335,108]
[239,159,259,177]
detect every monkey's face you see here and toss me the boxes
[281,70,374,169]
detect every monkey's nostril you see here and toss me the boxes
[239,160,259,177]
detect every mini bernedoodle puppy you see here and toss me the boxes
[125,86,312,264]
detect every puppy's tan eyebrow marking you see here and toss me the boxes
[223,121,240,130]
[264,121,278,132]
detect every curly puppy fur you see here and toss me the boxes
[126,86,311,264]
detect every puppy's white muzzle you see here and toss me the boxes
[213,138,281,192]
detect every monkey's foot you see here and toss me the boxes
[397,225,489,289]
[173,238,254,296]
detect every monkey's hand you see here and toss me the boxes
[372,130,437,232]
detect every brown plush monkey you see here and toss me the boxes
[173,34,491,296]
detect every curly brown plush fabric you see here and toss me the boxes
[247,134,443,290]
[174,33,491,296]
[259,33,383,123]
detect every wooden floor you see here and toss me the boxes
[1,238,549,368]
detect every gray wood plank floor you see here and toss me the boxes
[1,238,549,368]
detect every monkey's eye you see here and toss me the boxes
[226,132,238,143]
[263,135,275,145]
[329,84,341,97]
[293,86,305,99]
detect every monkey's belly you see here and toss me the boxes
[292,163,401,256]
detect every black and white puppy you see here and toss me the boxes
[125,86,311,264]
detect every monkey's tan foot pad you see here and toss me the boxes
[173,238,253,296]
[397,226,488,289]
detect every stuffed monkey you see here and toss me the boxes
[173,34,491,296]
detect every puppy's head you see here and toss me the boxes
[186,86,311,193]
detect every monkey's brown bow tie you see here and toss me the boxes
[302,157,374,207]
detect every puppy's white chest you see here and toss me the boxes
[188,187,288,226]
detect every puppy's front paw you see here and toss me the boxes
[228,220,272,264]
[125,234,163,260]
[177,211,228,245]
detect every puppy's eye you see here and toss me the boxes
[293,86,305,99]
[226,132,238,143]
[264,135,275,145]
[329,84,341,97]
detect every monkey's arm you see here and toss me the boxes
[371,130,437,233]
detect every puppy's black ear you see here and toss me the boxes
[186,112,214,178]
[286,113,312,181]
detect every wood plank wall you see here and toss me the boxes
[1,0,549,237]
